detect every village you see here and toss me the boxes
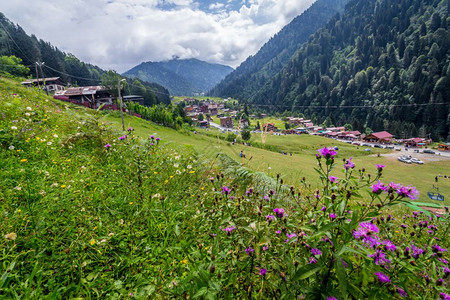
[179,98,446,152]
[19,78,450,153]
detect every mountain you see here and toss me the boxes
[251,0,450,141]
[209,0,350,99]
[0,12,170,105]
[123,58,233,96]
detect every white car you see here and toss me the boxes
[411,158,424,164]
[398,156,412,164]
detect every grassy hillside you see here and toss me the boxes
[102,114,450,206]
[1,78,448,298]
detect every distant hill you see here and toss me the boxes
[123,58,233,96]
[209,0,349,99]
[0,12,170,105]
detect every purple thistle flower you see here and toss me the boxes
[329,176,338,183]
[440,293,450,300]
[376,164,385,171]
[119,135,127,140]
[383,240,396,252]
[245,247,254,255]
[396,185,419,200]
[411,244,424,259]
[262,246,269,251]
[372,180,388,194]
[321,205,327,212]
[432,244,448,253]
[263,195,270,201]
[275,230,281,235]
[327,297,338,300]
[396,286,408,298]
[127,127,134,131]
[443,266,450,275]
[156,137,160,141]
[273,208,285,218]
[368,249,391,266]
[311,248,322,256]
[317,147,337,159]
[221,186,230,195]
[222,226,236,236]
[104,143,111,148]
[286,233,297,239]
[344,157,355,170]
[245,188,253,196]
[259,268,267,276]
[374,272,391,284]
[150,135,155,139]
[309,257,317,264]
[266,215,275,222]
[329,213,337,220]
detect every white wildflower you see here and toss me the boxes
[26,107,32,111]
[9,145,14,150]
[47,142,52,146]
[11,126,17,130]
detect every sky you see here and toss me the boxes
[1,0,316,73]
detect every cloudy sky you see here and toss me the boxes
[1,0,315,73]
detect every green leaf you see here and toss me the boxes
[401,202,431,216]
[193,287,208,298]
[0,261,15,288]
[335,254,347,298]
[292,264,322,281]
[175,224,180,237]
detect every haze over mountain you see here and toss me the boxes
[123,58,234,96]
[210,0,350,100]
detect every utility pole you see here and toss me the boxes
[117,78,125,131]
[36,61,48,95]
[35,62,40,89]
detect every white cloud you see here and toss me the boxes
[1,0,316,72]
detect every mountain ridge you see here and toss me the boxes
[123,58,233,96]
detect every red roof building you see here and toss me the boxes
[364,131,393,143]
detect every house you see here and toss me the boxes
[364,131,393,144]
[220,117,233,128]
[405,137,429,148]
[239,119,249,129]
[262,123,277,132]
[22,77,65,94]
[208,104,218,116]
[123,95,144,106]
[288,117,304,126]
[53,86,113,108]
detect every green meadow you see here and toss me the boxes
[102,113,450,207]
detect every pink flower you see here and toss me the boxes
[329,176,338,183]
[317,147,337,159]
[344,157,355,170]
[371,180,387,194]
[259,268,267,276]
[374,272,391,284]
[104,143,111,148]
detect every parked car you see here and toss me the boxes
[395,148,401,151]
[423,149,435,154]
[386,146,394,149]
[374,144,384,148]
[352,142,360,145]
[398,156,412,164]
[362,143,371,147]
[364,148,371,152]
[411,158,424,164]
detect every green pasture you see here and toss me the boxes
[102,113,450,206]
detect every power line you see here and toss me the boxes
[0,20,35,65]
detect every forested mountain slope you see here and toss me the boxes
[209,0,349,100]
[123,58,233,96]
[253,0,450,140]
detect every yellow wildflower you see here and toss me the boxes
[61,185,66,188]
[154,171,158,175]
[36,137,40,141]
[66,159,71,162]
[89,239,96,245]
[189,171,195,174]
[181,259,188,264]
[129,202,134,205]
[164,180,169,184]
[20,159,27,163]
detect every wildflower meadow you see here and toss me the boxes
[0,78,449,298]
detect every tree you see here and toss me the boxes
[226,132,237,142]
[241,129,251,141]
[0,55,29,77]
[101,70,125,97]
[198,113,204,121]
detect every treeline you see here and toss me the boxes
[0,13,170,105]
[210,0,349,100]
[126,101,191,128]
